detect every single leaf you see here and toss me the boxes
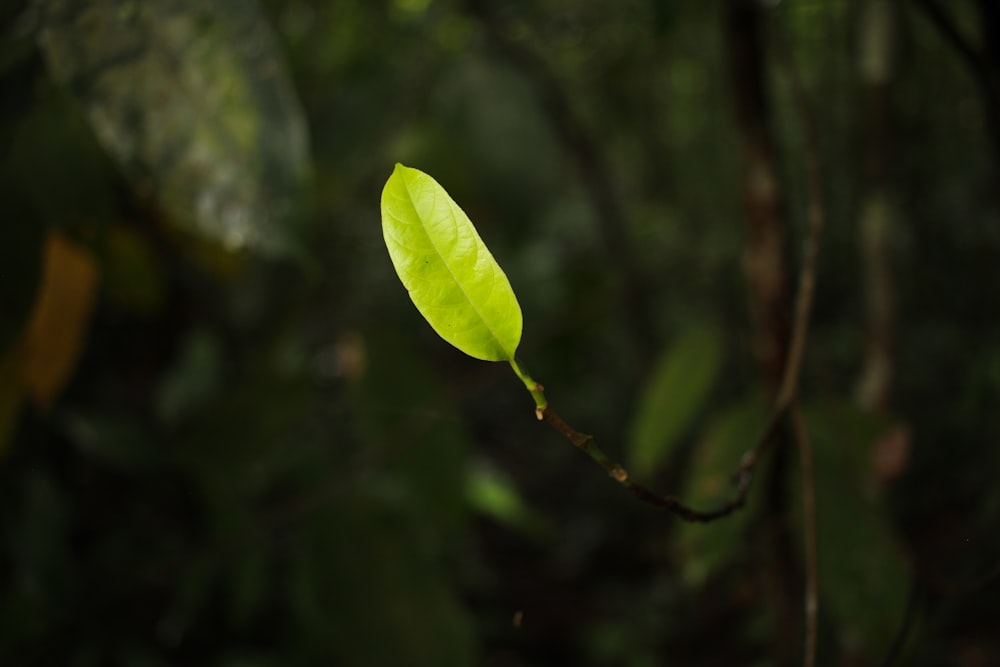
[629,326,723,477]
[380,164,523,361]
[465,463,549,537]
[465,465,528,526]
[19,232,99,411]
[34,0,310,256]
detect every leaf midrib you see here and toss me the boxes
[399,174,512,359]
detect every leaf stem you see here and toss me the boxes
[510,357,547,418]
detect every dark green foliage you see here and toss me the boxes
[1,0,999,665]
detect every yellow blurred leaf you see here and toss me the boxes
[19,232,99,411]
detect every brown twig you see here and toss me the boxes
[722,5,800,659]
[499,4,828,531]
[774,81,826,409]
[768,16,829,667]
[540,405,777,522]
[508,356,786,523]
[504,25,830,526]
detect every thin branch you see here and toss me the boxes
[512,357,785,523]
[769,17,828,667]
[497,5,829,528]
[773,62,827,409]
[505,19,830,520]
[541,405,767,523]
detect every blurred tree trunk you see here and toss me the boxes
[856,0,896,411]
[723,0,790,392]
[721,3,796,667]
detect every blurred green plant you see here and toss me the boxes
[34,0,310,257]
[2,0,998,664]
[629,326,724,478]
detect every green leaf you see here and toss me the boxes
[464,464,549,537]
[629,327,723,477]
[381,164,523,361]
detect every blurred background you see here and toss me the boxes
[2,0,999,665]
